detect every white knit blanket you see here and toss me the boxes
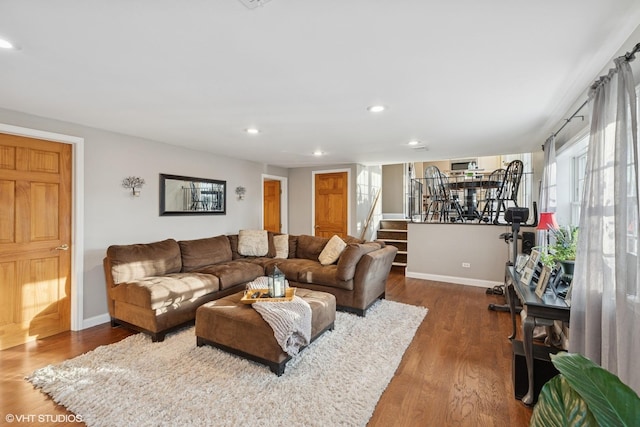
[248,277,312,356]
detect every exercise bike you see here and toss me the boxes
[488,203,538,312]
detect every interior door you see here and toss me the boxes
[314,172,348,238]
[0,133,72,350]
[263,179,281,233]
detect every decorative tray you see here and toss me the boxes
[240,287,296,304]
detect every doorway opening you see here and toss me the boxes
[262,174,288,233]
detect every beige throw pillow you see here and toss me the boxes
[238,229,269,257]
[273,234,289,259]
[318,235,347,265]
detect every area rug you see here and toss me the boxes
[27,299,427,427]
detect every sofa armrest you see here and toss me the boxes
[103,257,117,318]
[352,245,398,302]
[336,242,382,281]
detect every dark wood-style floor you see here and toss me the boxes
[0,269,532,426]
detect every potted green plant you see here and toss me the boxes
[530,352,640,426]
[539,226,578,275]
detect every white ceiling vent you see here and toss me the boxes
[238,0,273,9]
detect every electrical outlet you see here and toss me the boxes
[462,262,471,268]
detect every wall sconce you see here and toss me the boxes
[122,176,145,197]
[235,186,246,200]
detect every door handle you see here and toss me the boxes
[55,244,69,251]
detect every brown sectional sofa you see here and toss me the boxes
[103,232,397,341]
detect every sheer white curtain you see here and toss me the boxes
[569,57,640,393]
[538,135,557,248]
[539,135,557,213]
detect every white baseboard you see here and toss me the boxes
[81,313,111,330]
[405,271,502,289]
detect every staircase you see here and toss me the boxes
[376,219,408,269]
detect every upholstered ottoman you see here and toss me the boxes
[195,288,336,375]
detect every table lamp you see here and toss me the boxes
[537,212,559,247]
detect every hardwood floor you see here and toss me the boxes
[0,269,532,426]
[368,268,532,426]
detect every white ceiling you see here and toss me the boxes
[1,1,639,168]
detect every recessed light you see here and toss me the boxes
[0,38,15,49]
[367,105,385,113]
[245,128,259,135]
[313,150,324,157]
[408,140,420,146]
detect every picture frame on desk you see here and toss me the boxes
[564,281,574,306]
[535,265,552,298]
[519,267,534,287]
[548,264,563,289]
[515,254,529,274]
[520,249,541,287]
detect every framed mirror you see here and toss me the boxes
[159,173,226,216]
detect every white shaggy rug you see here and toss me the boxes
[28,299,427,427]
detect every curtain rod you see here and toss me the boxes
[550,41,640,140]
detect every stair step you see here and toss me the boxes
[379,219,409,231]
[379,219,408,270]
[381,239,407,252]
[377,232,407,239]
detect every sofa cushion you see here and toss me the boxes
[296,235,329,261]
[336,242,381,281]
[227,234,242,260]
[344,235,366,245]
[288,235,298,259]
[193,260,264,290]
[269,258,314,282]
[110,273,220,310]
[274,234,289,259]
[178,235,232,272]
[107,239,182,285]
[318,235,347,265]
[238,230,269,257]
[266,232,277,258]
[245,257,277,269]
[297,263,353,291]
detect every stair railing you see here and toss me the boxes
[360,187,382,240]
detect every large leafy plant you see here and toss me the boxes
[540,226,579,267]
[530,352,640,427]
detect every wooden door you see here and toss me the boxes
[314,172,348,238]
[263,180,281,233]
[0,133,72,350]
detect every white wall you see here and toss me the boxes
[407,222,537,287]
[552,25,640,150]
[287,163,380,239]
[381,163,404,214]
[288,164,354,236]
[0,107,287,324]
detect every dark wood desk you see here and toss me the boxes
[505,265,570,405]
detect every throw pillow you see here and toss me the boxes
[274,234,289,259]
[238,229,269,257]
[318,235,347,266]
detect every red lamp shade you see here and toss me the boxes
[537,212,559,230]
